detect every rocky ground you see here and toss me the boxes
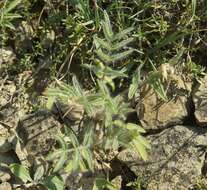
[1,0,207,189]
[0,59,207,190]
[117,74,207,189]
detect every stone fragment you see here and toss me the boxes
[193,75,207,127]
[117,125,207,190]
[111,175,122,189]
[0,182,12,190]
[16,110,62,166]
[136,75,192,129]
[0,48,16,66]
[0,125,12,153]
[0,48,16,74]
[0,170,11,182]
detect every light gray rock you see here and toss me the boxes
[193,75,207,127]
[136,76,192,129]
[16,110,62,167]
[0,125,13,153]
[0,47,16,75]
[0,48,16,66]
[64,172,105,190]
[111,175,122,190]
[0,169,11,182]
[117,125,207,190]
[0,182,12,190]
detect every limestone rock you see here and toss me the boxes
[64,172,105,190]
[0,182,12,190]
[0,169,11,182]
[0,77,28,127]
[16,110,62,166]
[0,48,16,67]
[0,47,16,74]
[193,75,207,127]
[0,125,12,153]
[117,125,207,190]
[111,175,122,189]
[136,76,192,129]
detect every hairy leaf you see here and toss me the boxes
[4,0,21,13]
[102,11,114,41]
[93,178,117,190]
[43,175,64,190]
[113,38,134,50]
[34,165,44,182]
[10,164,32,183]
[128,63,143,99]
[113,27,134,41]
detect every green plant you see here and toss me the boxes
[0,0,22,30]
[94,11,134,64]
[186,56,205,77]
[47,125,94,173]
[10,163,64,190]
[128,62,143,99]
[44,75,150,188]
[72,0,100,28]
[0,0,22,68]
[92,178,117,190]
[2,0,207,189]
[126,177,142,190]
[83,11,134,90]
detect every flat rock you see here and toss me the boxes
[16,110,62,166]
[193,75,207,127]
[136,76,192,129]
[0,182,12,190]
[0,77,28,127]
[117,125,207,190]
[0,169,11,182]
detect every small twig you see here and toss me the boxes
[58,35,85,80]
[0,120,13,129]
[54,101,78,138]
